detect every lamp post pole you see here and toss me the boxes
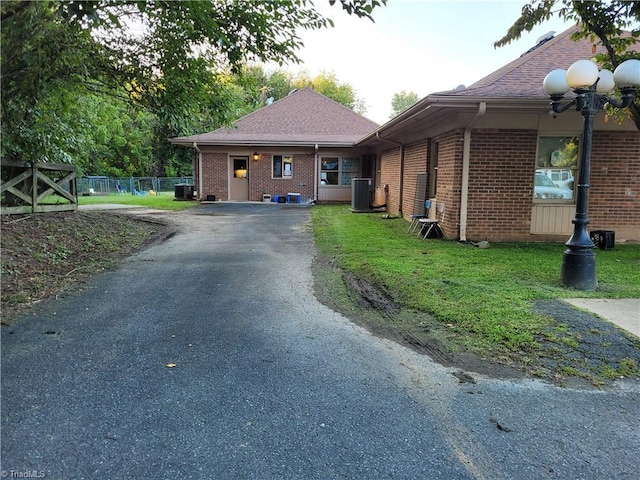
[560,86,598,290]
[543,58,639,290]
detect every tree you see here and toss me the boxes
[264,70,297,103]
[231,66,365,113]
[293,71,366,113]
[494,1,640,129]
[390,91,420,118]
[1,0,387,174]
[1,1,110,164]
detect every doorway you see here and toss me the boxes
[229,156,249,201]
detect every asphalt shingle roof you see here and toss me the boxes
[171,87,379,146]
[439,25,625,99]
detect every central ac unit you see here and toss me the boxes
[351,178,372,212]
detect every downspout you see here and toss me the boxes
[375,132,404,214]
[459,102,486,242]
[314,144,319,202]
[193,142,202,200]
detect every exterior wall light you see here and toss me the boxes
[542,58,640,290]
[253,152,260,161]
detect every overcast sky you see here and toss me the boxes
[283,0,574,124]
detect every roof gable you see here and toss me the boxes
[172,87,379,146]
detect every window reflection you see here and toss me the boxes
[534,136,578,201]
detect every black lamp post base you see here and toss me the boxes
[544,60,639,292]
[560,248,597,290]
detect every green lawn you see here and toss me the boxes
[78,193,197,211]
[312,205,640,352]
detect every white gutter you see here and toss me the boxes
[169,139,356,148]
[459,102,486,242]
[193,142,202,200]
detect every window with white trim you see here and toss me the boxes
[273,155,293,178]
[320,156,361,186]
[534,136,578,201]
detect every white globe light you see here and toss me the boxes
[614,59,640,88]
[596,69,615,94]
[543,69,570,96]
[566,59,599,89]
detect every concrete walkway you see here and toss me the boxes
[564,298,640,338]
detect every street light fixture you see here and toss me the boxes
[542,58,640,290]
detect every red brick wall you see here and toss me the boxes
[381,127,639,242]
[249,152,315,202]
[432,130,464,239]
[461,129,639,242]
[465,129,538,241]
[379,146,402,214]
[589,131,640,241]
[201,152,228,200]
[401,141,428,215]
[383,132,463,239]
[198,151,315,202]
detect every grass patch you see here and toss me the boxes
[78,193,197,211]
[614,358,639,378]
[559,366,590,379]
[312,205,640,358]
[1,211,165,322]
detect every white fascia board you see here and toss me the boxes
[168,140,357,149]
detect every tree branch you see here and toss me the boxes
[628,102,640,130]
[1,0,31,22]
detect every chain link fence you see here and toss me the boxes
[78,176,194,195]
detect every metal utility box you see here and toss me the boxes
[174,184,193,200]
[351,178,372,212]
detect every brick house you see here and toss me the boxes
[170,88,379,204]
[171,26,638,242]
[359,25,639,242]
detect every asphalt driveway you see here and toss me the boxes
[2,203,639,479]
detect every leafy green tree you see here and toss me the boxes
[232,66,364,112]
[1,1,109,164]
[292,71,366,113]
[390,91,420,118]
[74,94,155,177]
[266,70,298,102]
[494,1,639,129]
[1,0,387,175]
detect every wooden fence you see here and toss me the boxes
[1,161,77,214]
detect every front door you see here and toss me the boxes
[229,156,249,201]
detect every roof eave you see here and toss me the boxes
[357,96,553,145]
[168,139,358,149]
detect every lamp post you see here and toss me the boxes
[543,58,640,290]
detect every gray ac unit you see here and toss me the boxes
[351,178,372,212]
[174,183,193,200]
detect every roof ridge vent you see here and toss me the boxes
[536,31,556,44]
[520,31,556,57]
